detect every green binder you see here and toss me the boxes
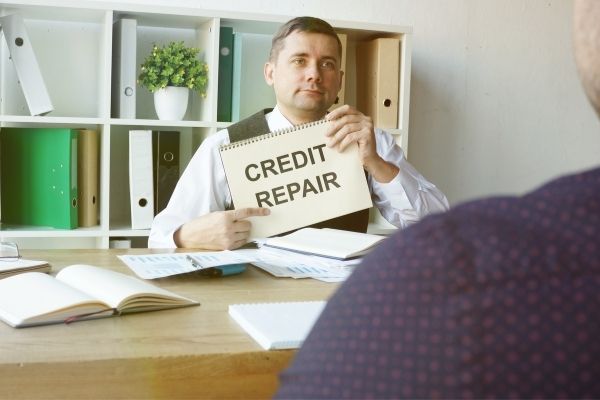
[217,26,234,122]
[1,127,78,229]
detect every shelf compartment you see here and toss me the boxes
[129,14,216,122]
[0,5,110,118]
[108,124,211,231]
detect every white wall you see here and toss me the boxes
[117,0,600,204]
[398,0,600,204]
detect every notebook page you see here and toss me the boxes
[0,272,105,327]
[56,264,195,309]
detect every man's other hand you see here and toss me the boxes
[174,207,270,250]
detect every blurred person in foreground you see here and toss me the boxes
[275,2,600,398]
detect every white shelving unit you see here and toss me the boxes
[0,1,412,248]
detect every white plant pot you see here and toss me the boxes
[153,86,189,120]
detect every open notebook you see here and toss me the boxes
[229,301,326,350]
[0,264,198,328]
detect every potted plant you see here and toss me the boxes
[138,41,208,120]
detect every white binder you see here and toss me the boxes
[0,13,53,116]
[111,18,137,118]
[129,130,154,229]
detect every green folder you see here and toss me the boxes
[1,127,78,229]
[217,26,234,122]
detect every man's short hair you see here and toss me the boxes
[270,16,342,62]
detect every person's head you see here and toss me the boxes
[264,16,344,125]
[573,0,600,117]
[269,17,342,63]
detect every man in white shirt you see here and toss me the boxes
[149,16,449,249]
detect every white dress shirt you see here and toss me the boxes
[148,106,449,248]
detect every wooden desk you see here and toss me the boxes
[0,249,339,399]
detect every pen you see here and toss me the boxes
[186,255,247,277]
[186,254,204,270]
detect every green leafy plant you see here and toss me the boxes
[138,41,208,96]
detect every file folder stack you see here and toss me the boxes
[128,129,181,228]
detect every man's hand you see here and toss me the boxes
[325,105,398,183]
[174,207,270,250]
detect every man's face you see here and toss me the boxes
[264,31,343,124]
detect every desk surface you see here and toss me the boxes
[0,249,338,399]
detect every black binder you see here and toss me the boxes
[152,131,180,215]
[217,26,234,122]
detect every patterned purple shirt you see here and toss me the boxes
[276,167,600,399]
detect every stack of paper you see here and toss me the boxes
[117,251,255,280]
[118,249,357,283]
[117,228,385,283]
[250,246,359,282]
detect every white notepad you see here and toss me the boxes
[264,227,386,260]
[228,301,326,350]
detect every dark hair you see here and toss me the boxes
[270,16,342,62]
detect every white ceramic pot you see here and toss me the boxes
[153,86,189,120]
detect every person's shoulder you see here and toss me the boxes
[363,193,518,265]
[526,166,600,198]
[372,166,600,272]
[200,127,230,148]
